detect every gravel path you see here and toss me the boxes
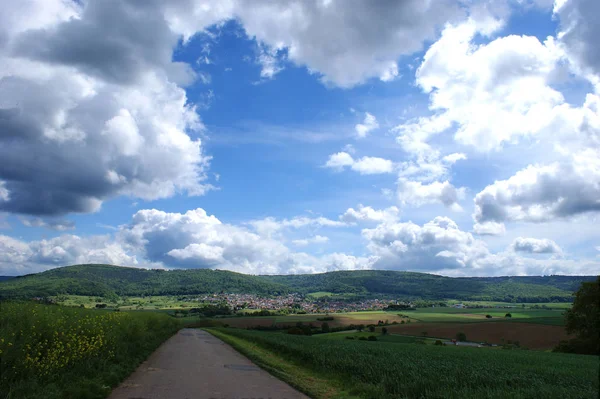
[109,329,309,399]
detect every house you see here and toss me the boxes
[452,303,466,309]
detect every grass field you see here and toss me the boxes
[207,328,598,399]
[0,302,181,399]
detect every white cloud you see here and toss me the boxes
[362,216,596,276]
[397,179,465,211]
[324,152,355,170]
[292,235,329,246]
[473,222,506,236]
[248,215,345,238]
[20,217,75,231]
[355,112,379,138]
[0,0,212,216]
[0,233,139,275]
[340,205,400,224]
[257,45,285,79]
[474,149,600,224]
[554,0,600,89]
[325,152,394,174]
[407,18,566,151]
[512,237,562,254]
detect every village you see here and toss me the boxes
[191,292,398,313]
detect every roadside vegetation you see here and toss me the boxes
[0,302,180,399]
[207,328,599,399]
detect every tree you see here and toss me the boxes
[555,277,600,355]
[485,314,492,319]
[505,313,512,318]
[456,332,467,342]
[368,325,375,333]
[381,327,388,335]
[321,322,330,333]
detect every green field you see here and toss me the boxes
[0,302,181,399]
[403,307,566,325]
[208,328,599,399]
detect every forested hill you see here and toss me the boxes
[0,264,596,302]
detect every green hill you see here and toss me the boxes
[0,264,595,302]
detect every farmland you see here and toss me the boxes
[207,328,599,399]
[0,302,180,399]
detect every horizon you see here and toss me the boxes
[1,263,596,279]
[1,0,600,278]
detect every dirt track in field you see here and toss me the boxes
[386,322,570,349]
[109,329,308,399]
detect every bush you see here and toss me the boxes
[400,320,405,324]
[317,316,334,321]
[485,314,492,319]
[345,336,355,340]
[505,313,512,318]
[368,325,376,333]
[368,336,378,341]
[358,336,368,341]
[287,327,306,335]
[456,332,467,342]
[321,322,330,333]
[434,340,443,346]
[381,327,388,335]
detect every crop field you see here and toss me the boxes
[208,328,598,399]
[386,322,570,349]
[0,302,180,399]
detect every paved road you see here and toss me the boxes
[109,329,309,399]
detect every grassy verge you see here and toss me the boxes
[207,328,599,399]
[0,302,181,399]
[206,328,359,399]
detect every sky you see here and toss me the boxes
[1,0,599,277]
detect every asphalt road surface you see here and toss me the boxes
[109,329,309,399]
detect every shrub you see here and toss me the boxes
[321,322,330,333]
[505,313,512,318]
[358,336,367,341]
[456,332,467,342]
[287,327,305,335]
[368,326,375,332]
[485,314,492,319]
[400,320,405,324]
[368,336,378,341]
[345,336,355,340]
[381,327,388,335]
[434,340,443,346]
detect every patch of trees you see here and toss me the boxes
[0,264,595,303]
[554,277,599,355]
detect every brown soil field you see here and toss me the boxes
[217,317,276,328]
[386,322,571,349]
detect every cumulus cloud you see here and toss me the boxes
[512,237,562,254]
[355,112,379,138]
[400,18,566,151]
[340,205,400,224]
[117,208,373,274]
[474,149,600,224]
[554,0,600,88]
[325,152,394,174]
[362,216,596,276]
[397,179,465,211]
[0,0,212,217]
[0,233,139,275]
[229,0,461,87]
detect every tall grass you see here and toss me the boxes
[210,328,599,399]
[0,302,180,399]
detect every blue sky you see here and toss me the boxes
[0,0,599,276]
